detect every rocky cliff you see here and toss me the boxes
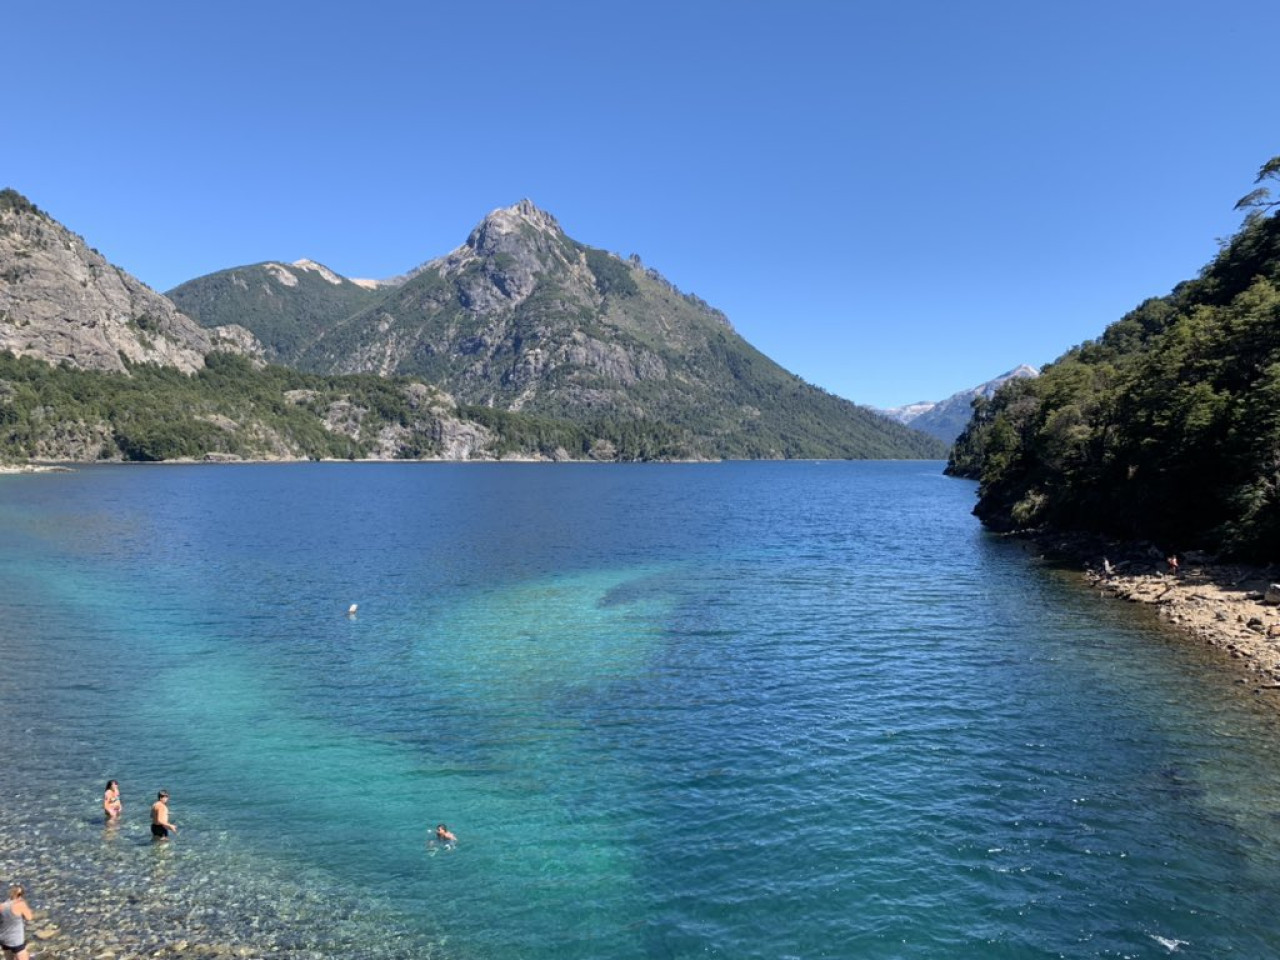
[0,190,260,373]
[0,190,502,464]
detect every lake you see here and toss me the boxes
[1,461,1278,959]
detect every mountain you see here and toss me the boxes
[0,190,548,463]
[0,189,260,373]
[0,190,938,463]
[881,365,1039,445]
[172,199,945,460]
[947,156,1280,561]
[167,258,385,364]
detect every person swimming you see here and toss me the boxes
[434,824,456,844]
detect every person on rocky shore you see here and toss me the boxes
[0,884,34,960]
[150,790,177,840]
[103,780,122,821]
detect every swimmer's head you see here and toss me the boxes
[8,885,23,900]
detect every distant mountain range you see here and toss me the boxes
[0,189,944,461]
[168,199,944,459]
[879,365,1040,444]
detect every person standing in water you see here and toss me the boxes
[103,780,122,821]
[150,790,177,840]
[0,885,34,960]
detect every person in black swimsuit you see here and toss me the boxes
[150,790,177,840]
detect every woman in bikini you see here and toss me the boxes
[103,780,122,821]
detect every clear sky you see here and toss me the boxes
[6,0,1276,408]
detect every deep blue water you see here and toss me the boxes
[2,461,1280,959]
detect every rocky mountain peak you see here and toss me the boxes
[417,199,589,313]
[489,198,562,234]
[465,199,565,256]
[1000,363,1039,383]
[291,259,346,285]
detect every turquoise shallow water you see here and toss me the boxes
[2,462,1280,958]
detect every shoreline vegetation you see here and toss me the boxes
[1027,532,1280,689]
[947,159,1280,565]
[944,157,1280,689]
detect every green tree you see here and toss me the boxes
[1235,155,1280,218]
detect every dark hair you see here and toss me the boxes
[158,790,169,799]
[105,780,118,791]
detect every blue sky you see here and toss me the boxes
[6,1,1276,408]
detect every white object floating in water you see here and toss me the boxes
[1151,935,1188,953]
[347,604,359,616]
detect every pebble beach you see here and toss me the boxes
[1033,534,1280,688]
[0,805,426,960]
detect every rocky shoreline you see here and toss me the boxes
[0,463,74,474]
[1029,533,1280,688]
[0,826,423,960]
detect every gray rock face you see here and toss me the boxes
[284,381,496,460]
[296,199,729,423]
[427,199,598,315]
[0,192,261,373]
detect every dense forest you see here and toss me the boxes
[0,352,693,463]
[0,349,946,463]
[949,157,1280,562]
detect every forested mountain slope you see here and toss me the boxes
[168,258,384,364]
[948,158,1280,561]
